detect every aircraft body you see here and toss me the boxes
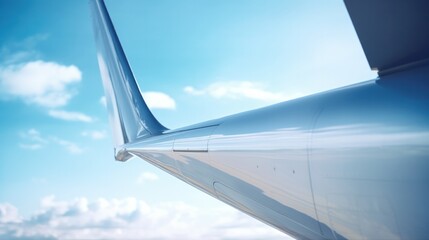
[90,0,429,239]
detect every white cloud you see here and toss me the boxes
[0,196,290,240]
[20,128,47,143]
[184,81,301,103]
[51,137,83,154]
[0,34,48,64]
[0,60,81,108]
[81,130,106,140]
[18,129,83,154]
[137,172,159,184]
[19,128,48,150]
[1,50,38,65]
[0,203,21,224]
[142,91,176,110]
[99,96,106,107]
[48,110,93,123]
[184,86,205,95]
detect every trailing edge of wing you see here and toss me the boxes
[344,0,429,75]
[90,0,167,149]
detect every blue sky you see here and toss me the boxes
[0,0,376,239]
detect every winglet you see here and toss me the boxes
[90,0,167,150]
[344,0,429,75]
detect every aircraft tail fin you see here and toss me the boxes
[90,0,167,148]
[344,0,429,76]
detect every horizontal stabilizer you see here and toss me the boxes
[344,0,429,75]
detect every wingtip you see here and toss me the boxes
[90,0,167,148]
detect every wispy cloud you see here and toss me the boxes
[184,81,301,103]
[137,172,159,184]
[18,129,83,154]
[81,130,106,140]
[19,129,48,150]
[0,34,48,64]
[1,51,38,65]
[184,86,205,96]
[99,96,106,107]
[142,91,176,110]
[0,196,289,240]
[0,60,81,108]
[20,128,47,143]
[50,137,83,154]
[48,110,93,123]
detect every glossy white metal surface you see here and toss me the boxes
[91,0,167,148]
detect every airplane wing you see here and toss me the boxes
[90,0,167,152]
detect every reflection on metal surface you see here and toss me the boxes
[91,0,429,239]
[91,0,166,147]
